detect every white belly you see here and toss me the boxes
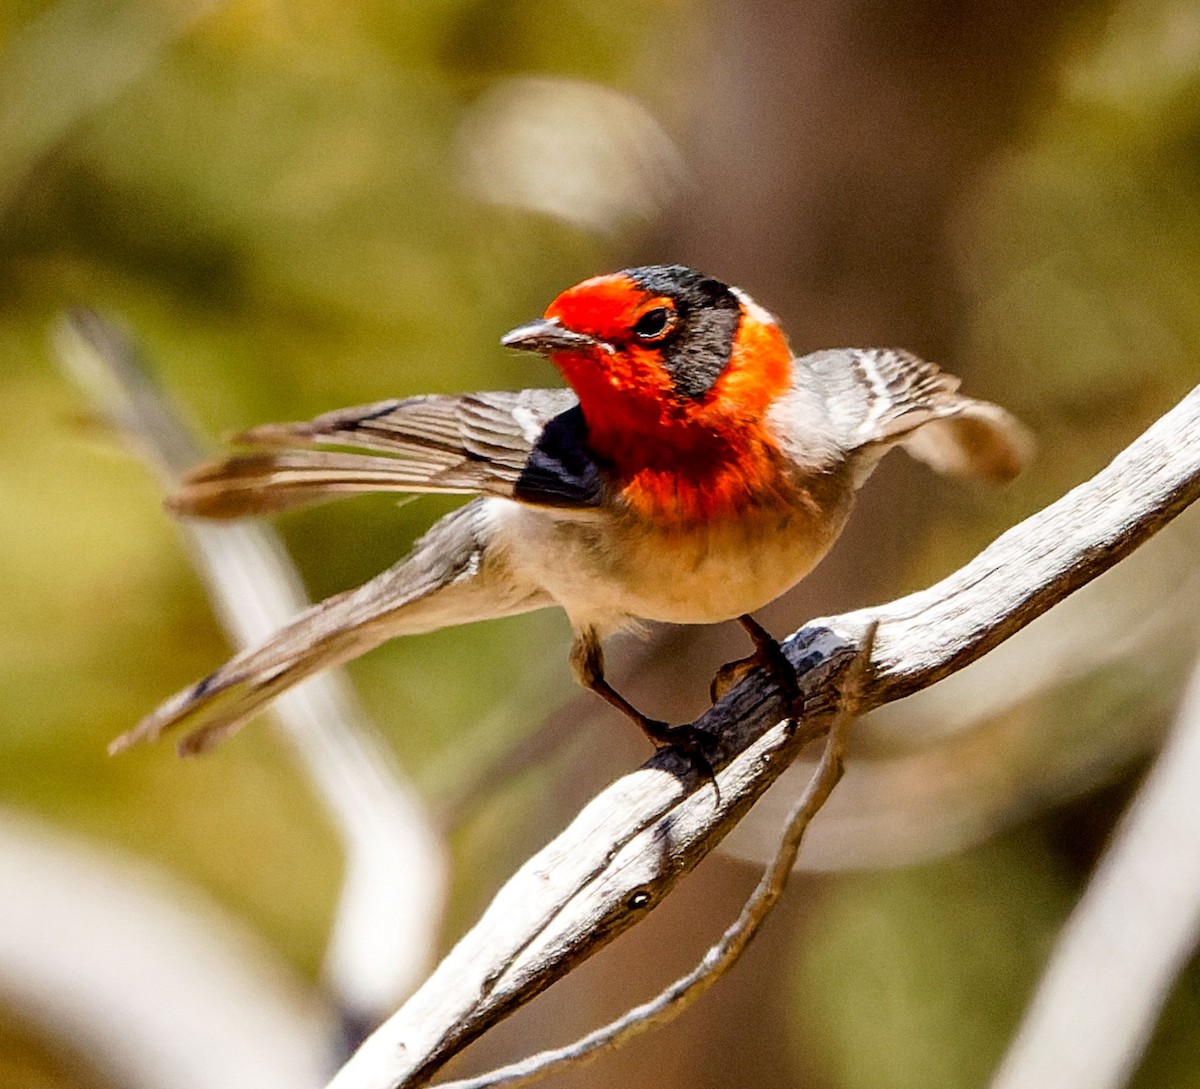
[487,491,852,632]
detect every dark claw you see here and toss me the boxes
[755,634,803,720]
[712,615,805,724]
[710,657,754,703]
[645,720,720,800]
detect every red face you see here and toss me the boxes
[543,270,791,431]
[543,273,685,434]
[505,265,796,521]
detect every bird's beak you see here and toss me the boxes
[501,318,600,356]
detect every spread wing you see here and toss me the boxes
[798,348,1033,484]
[171,388,607,519]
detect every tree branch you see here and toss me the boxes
[989,620,1200,1089]
[55,311,449,1038]
[327,383,1200,1089]
[429,622,877,1089]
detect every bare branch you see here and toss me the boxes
[988,626,1200,1089]
[432,622,877,1089]
[54,311,449,1030]
[325,384,1200,1089]
[723,524,1200,873]
[0,810,330,1089]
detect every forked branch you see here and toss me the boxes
[328,384,1200,1089]
[434,623,877,1089]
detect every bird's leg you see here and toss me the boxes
[710,614,804,721]
[570,628,674,746]
[570,628,717,783]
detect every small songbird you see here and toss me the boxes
[113,265,1030,757]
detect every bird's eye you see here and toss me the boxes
[632,306,675,342]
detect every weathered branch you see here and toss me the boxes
[55,311,448,1035]
[989,621,1200,1089]
[328,384,1200,1089]
[430,623,877,1089]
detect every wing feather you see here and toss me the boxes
[799,348,1033,484]
[170,388,591,519]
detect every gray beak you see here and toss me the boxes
[500,318,598,355]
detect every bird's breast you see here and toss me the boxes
[492,466,855,631]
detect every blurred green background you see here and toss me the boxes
[3,0,1200,1086]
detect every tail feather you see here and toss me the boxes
[111,583,388,756]
[114,500,549,755]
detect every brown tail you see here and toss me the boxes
[114,501,549,755]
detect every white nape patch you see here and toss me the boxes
[730,286,779,327]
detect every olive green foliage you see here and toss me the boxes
[3,0,1200,1087]
[0,0,669,993]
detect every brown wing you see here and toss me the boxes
[171,388,593,519]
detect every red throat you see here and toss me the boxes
[542,275,795,523]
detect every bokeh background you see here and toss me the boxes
[3,0,1200,1086]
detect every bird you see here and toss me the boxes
[111,264,1031,758]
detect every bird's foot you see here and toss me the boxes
[709,658,755,703]
[638,716,720,799]
[712,615,804,726]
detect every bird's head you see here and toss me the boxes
[501,265,793,459]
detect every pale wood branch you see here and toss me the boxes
[55,311,448,1032]
[429,622,877,1089]
[328,384,1200,1089]
[989,625,1200,1089]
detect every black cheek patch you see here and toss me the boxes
[661,304,741,400]
[624,264,743,401]
[513,405,607,509]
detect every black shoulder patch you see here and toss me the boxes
[624,265,742,401]
[513,405,607,509]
